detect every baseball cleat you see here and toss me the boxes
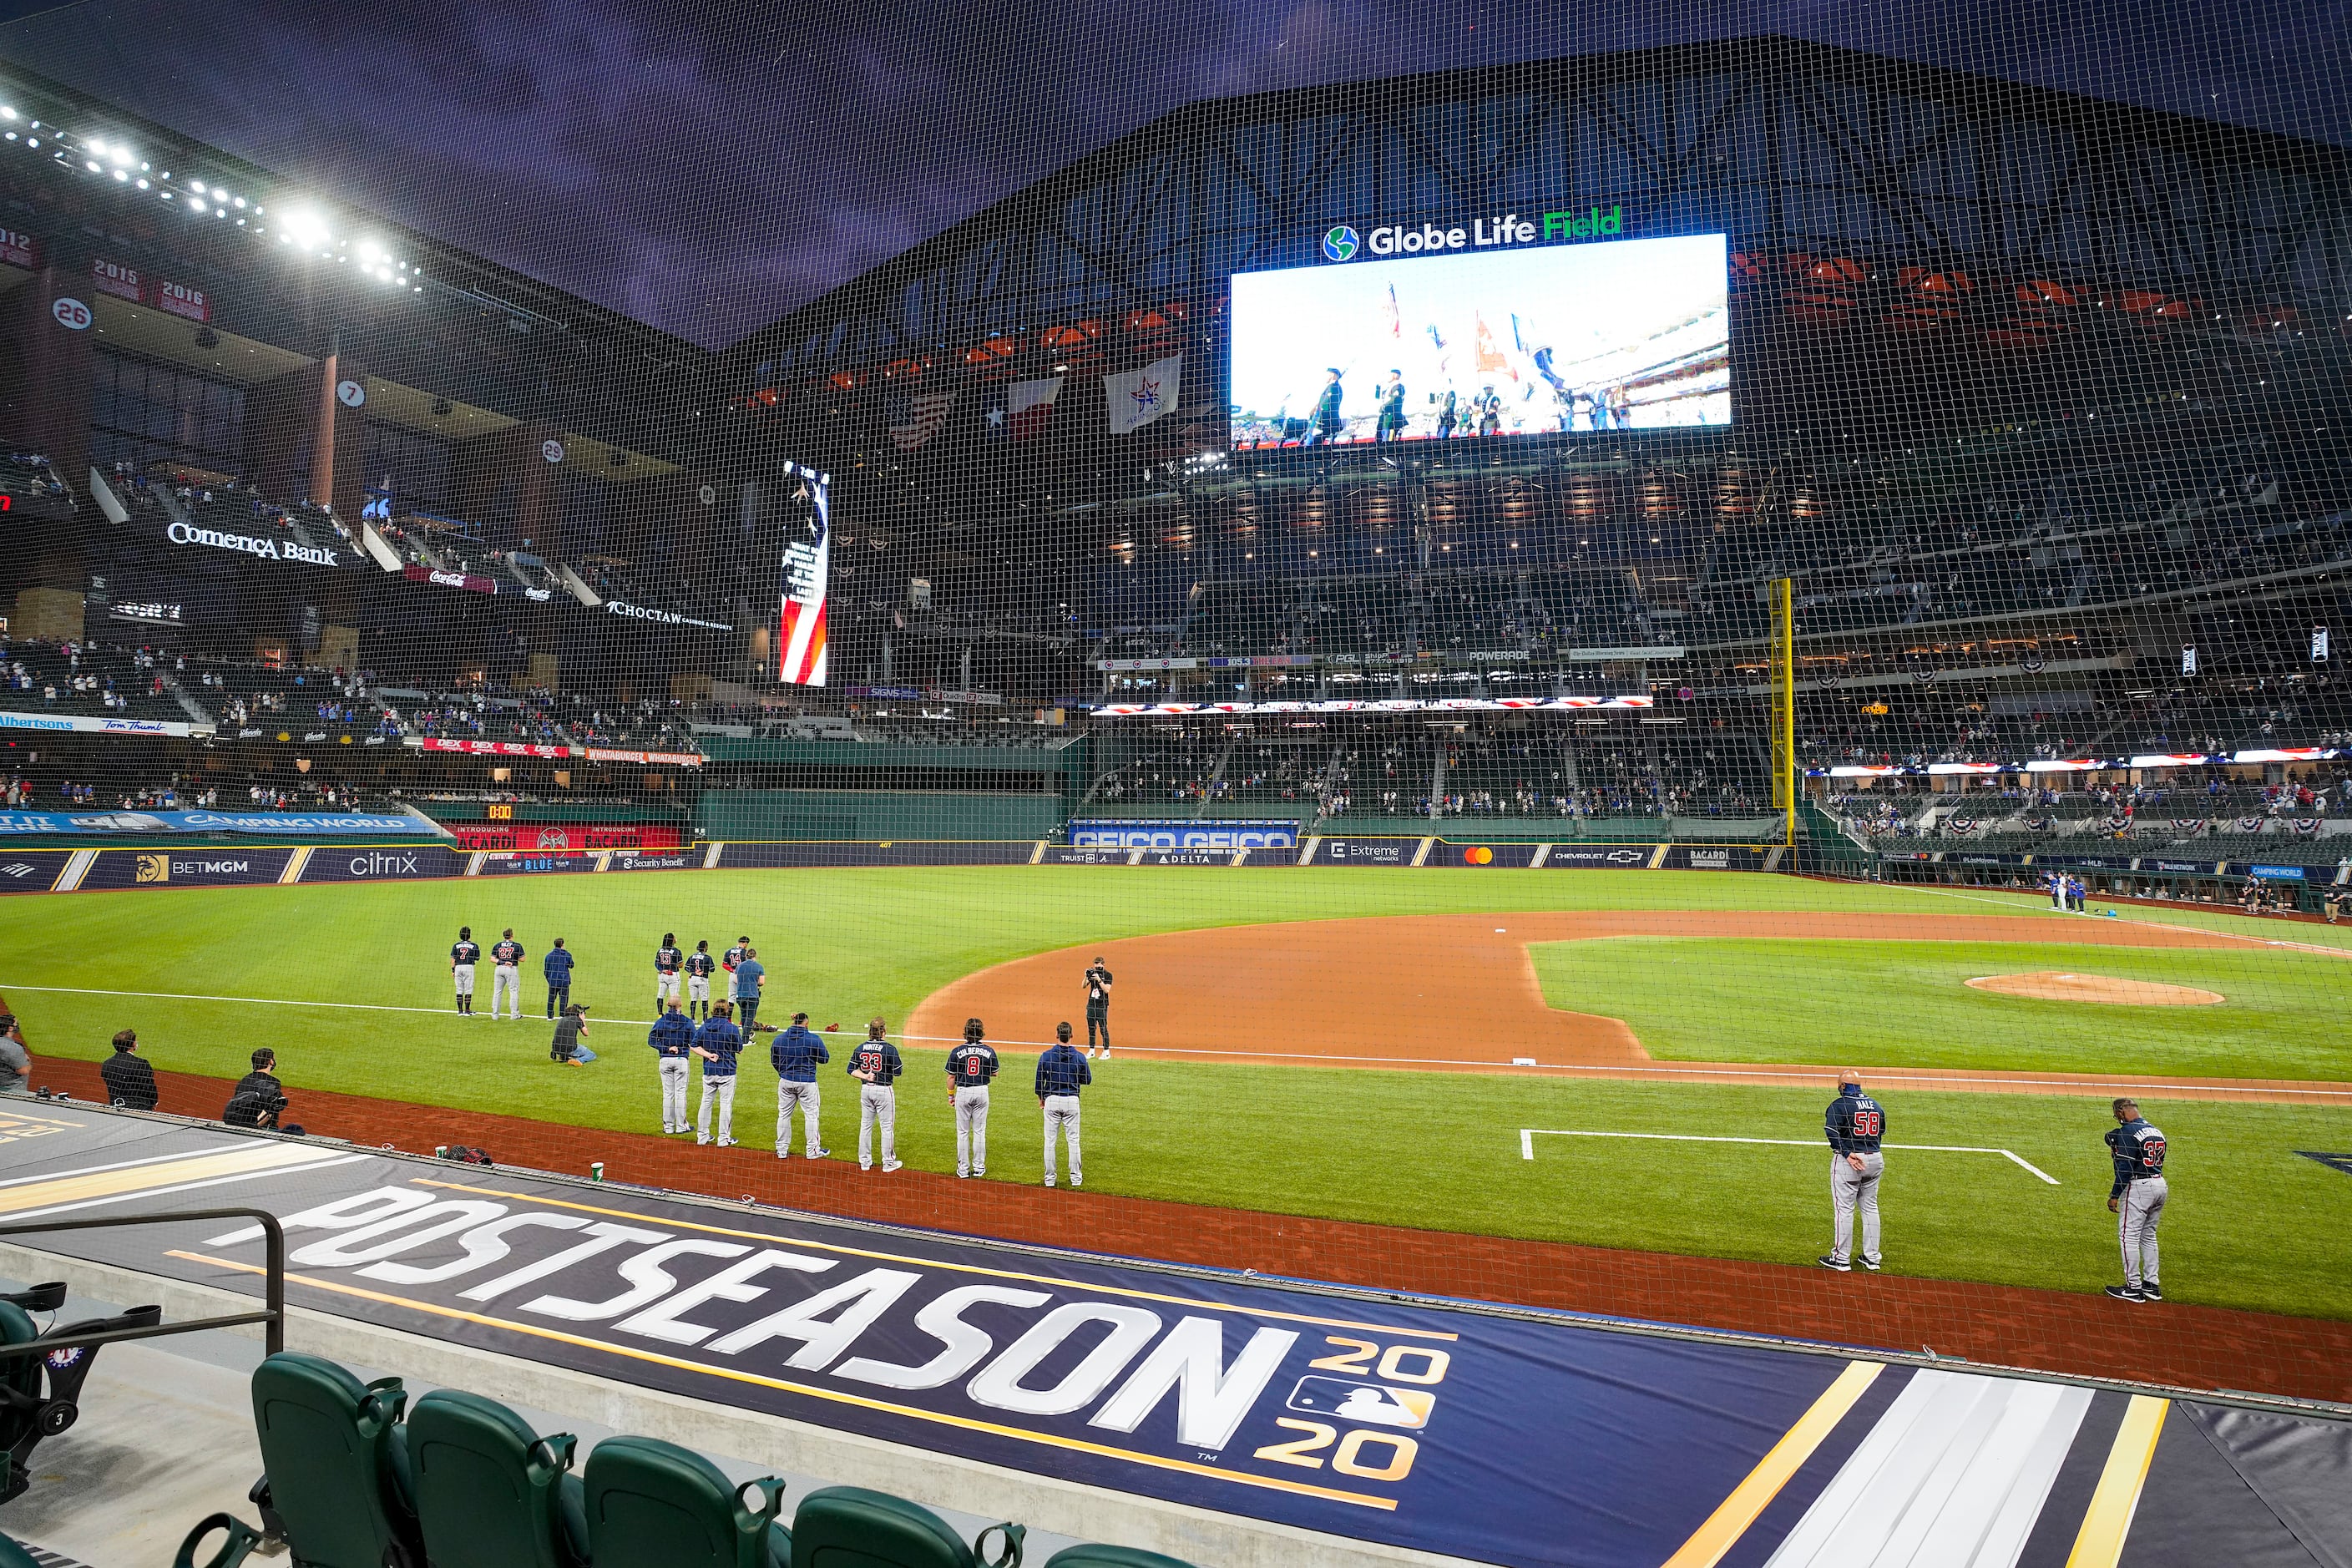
[2104,1284,2144,1302]
[716,1139,737,1148]
[2137,1284,2163,1302]
[882,1160,903,1173]
[956,1171,969,1179]
[1817,1255,1850,1272]
[813,1146,831,1157]
[1044,1177,1056,1187]
[695,1137,711,1146]
[1858,1257,1882,1272]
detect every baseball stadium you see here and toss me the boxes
[0,13,2348,1568]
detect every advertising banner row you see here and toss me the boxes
[1877,849,2337,878]
[0,837,1779,893]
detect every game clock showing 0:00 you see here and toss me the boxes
[1250,1335,1449,1483]
[486,803,514,820]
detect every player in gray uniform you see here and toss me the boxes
[849,1019,904,1172]
[1819,1070,1885,1272]
[1036,1021,1092,1188]
[2105,1098,2168,1301]
[449,928,479,1015]
[945,1017,999,1179]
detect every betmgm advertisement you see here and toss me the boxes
[1230,229,1728,447]
[776,460,832,687]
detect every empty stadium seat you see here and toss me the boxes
[788,1485,1023,1568]
[172,1512,266,1568]
[0,1282,160,1503]
[248,1352,423,1568]
[407,1388,589,1568]
[582,1434,789,1568]
[1041,1549,1199,1568]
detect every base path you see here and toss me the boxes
[28,1055,2351,1406]
[909,910,2352,1101]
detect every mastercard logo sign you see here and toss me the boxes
[1463,846,1495,865]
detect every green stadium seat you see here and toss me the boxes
[1040,1549,1199,1568]
[408,1388,589,1568]
[583,1434,790,1568]
[249,1351,423,1568]
[0,1532,37,1568]
[0,1282,161,1503]
[172,1512,266,1568]
[788,1485,1022,1568]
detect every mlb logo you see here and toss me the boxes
[1284,1376,1434,1430]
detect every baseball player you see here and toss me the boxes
[649,998,695,1134]
[721,935,749,998]
[654,933,685,1008]
[1083,956,1115,1059]
[692,1001,745,1146]
[732,945,766,1031]
[945,1017,999,1178]
[1818,1069,1884,1272]
[488,928,526,1020]
[2104,1098,2168,1301]
[449,927,480,1015]
[685,940,717,1020]
[1036,1021,1092,1188]
[544,938,575,1019]
[849,1019,904,1172]
[771,1010,831,1159]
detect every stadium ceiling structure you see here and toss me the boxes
[731,35,2352,384]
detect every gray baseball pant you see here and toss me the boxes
[696,1074,737,1143]
[1044,1094,1083,1184]
[954,1085,990,1176]
[859,1084,897,1168]
[657,1056,690,1132]
[1830,1151,1884,1265]
[2120,1176,2167,1289]
[776,1080,822,1156]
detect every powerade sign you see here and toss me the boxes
[1323,207,1624,261]
[1069,820,1298,850]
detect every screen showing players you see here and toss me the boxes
[776,461,831,686]
[1229,231,1728,447]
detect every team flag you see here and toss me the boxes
[1004,377,1063,441]
[886,388,956,453]
[1104,352,1182,436]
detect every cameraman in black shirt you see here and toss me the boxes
[224,1048,290,1130]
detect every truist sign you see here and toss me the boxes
[168,522,339,568]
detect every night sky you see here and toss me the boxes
[2,0,2345,350]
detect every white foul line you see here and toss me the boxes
[1519,1127,2061,1184]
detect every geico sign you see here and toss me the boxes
[604,601,732,632]
[167,522,337,567]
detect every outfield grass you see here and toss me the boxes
[1,867,2347,1318]
[1530,938,2352,1080]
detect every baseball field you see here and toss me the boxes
[3,866,2349,1322]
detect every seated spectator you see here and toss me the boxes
[0,1014,27,1095]
[100,1029,159,1110]
[223,1047,291,1130]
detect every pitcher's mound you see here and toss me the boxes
[1966,972,2223,1006]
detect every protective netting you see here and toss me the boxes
[0,7,2348,1411]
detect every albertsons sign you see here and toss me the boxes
[1323,206,1626,261]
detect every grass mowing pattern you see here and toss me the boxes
[1530,937,2352,1080]
[0,867,2347,1318]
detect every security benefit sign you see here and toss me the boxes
[129,1158,1857,1566]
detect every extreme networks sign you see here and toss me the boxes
[1322,206,1625,261]
[1069,819,1299,850]
[168,521,338,568]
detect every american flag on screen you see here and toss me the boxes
[778,468,831,686]
[886,389,956,453]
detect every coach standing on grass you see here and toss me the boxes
[733,946,766,1031]
[1819,1069,1885,1272]
[1037,1021,1091,1188]
[2105,1098,2168,1302]
[544,938,575,1019]
[692,1001,744,1146]
[771,1011,829,1159]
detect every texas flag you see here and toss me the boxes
[1001,376,1063,442]
[1105,352,1182,436]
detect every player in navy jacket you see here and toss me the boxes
[691,1004,745,1146]
[771,1012,831,1159]
[543,938,575,1019]
[848,1020,904,1172]
[2104,1098,2169,1301]
[1036,1022,1093,1188]
[1819,1070,1885,1272]
[649,1001,696,1135]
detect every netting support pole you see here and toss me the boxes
[1770,576,1795,850]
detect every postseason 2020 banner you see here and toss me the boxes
[0,1116,1855,1568]
[1068,819,1301,850]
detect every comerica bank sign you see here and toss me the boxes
[167,521,339,568]
[1323,206,1626,260]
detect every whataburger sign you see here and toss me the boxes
[52,1136,1858,1568]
